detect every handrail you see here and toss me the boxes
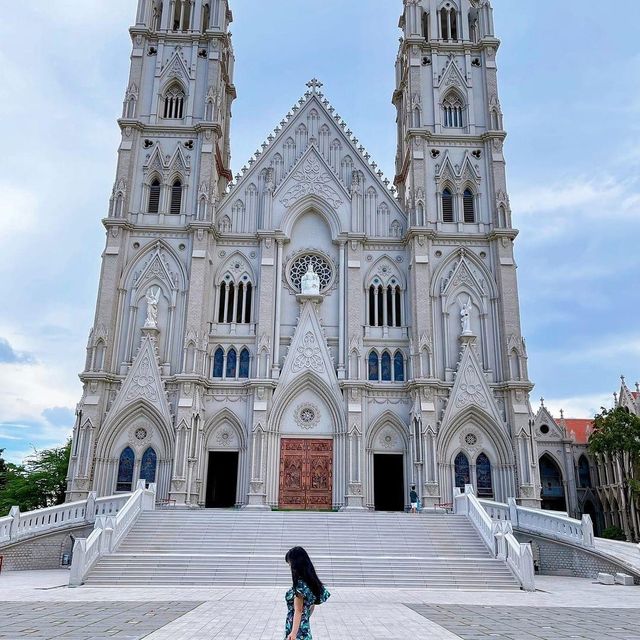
[479,497,595,548]
[456,485,535,591]
[69,481,156,587]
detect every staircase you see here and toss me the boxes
[84,510,520,590]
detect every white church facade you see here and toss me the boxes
[66,0,543,511]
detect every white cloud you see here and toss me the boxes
[542,393,614,419]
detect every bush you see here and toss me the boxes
[601,526,627,541]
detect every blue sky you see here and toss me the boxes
[0,0,638,464]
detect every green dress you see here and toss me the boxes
[284,579,330,640]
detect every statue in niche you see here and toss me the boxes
[144,287,161,329]
[301,263,321,296]
[460,295,473,336]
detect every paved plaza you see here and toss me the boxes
[0,571,639,640]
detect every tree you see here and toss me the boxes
[589,407,640,542]
[0,440,71,515]
[0,449,7,490]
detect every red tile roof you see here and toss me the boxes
[556,418,594,445]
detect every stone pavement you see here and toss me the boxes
[0,571,638,640]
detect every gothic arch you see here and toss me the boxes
[120,240,187,291]
[214,250,256,284]
[203,408,247,450]
[364,255,406,289]
[367,412,409,452]
[280,198,344,240]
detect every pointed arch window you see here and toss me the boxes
[116,447,135,492]
[148,179,161,214]
[394,351,405,382]
[239,348,250,379]
[218,274,253,325]
[422,11,430,40]
[443,93,464,128]
[172,0,191,31]
[476,453,493,497]
[202,3,211,31]
[381,351,392,382]
[163,85,185,119]
[463,189,476,223]
[140,448,157,486]
[442,188,455,222]
[440,6,458,40]
[226,348,237,379]
[170,179,183,215]
[367,278,403,328]
[578,455,592,489]
[212,347,224,378]
[454,452,470,490]
[368,351,379,381]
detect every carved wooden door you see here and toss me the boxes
[279,439,333,510]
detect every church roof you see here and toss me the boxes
[556,418,593,445]
[224,78,397,200]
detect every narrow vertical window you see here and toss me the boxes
[226,283,235,323]
[394,286,402,327]
[368,352,379,381]
[450,9,458,40]
[239,348,250,379]
[148,179,161,214]
[381,351,392,382]
[116,447,135,492]
[212,347,224,378]
[140,448,157,486]
[463,189,475,223]
[394,351,405,382]
[226,348,237,379]
[368,286,376,326]
[476,453,493,497]
[218,283,227,323]
[455,452,470,490]
[202,3,210,31]
[442,189,454,222]
[440,9,449,39]
[244,283,253,323]
[170,179,183,215]
[236,283,244,324]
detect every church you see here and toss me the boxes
[65,0,542,512]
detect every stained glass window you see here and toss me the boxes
[140,447,157,486]
[454,452,470,490]
[226,348,237,379]
[116,447,135,492]
[381,351,392,382]
[476,453,493,497]
[213,347,224,378]
[239,348,250,379]
[368,352,379,381]
[394,351,405,382]
[578,455,591,489]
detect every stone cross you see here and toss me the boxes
[306,78,323,93]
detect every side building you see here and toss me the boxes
[66,0,542,511]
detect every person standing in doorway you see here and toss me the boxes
[284,546,330,640]
[410,485,419,514]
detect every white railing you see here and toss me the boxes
[0,490,134,548]
[495,521,536,592]
[455,485,535,591]
[69,481,156,587]
[479,497,595,549]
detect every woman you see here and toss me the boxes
[284,546,330,640]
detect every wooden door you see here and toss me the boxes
[279,439,333,510]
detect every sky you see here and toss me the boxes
[0,0,638,464]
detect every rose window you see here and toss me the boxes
[300,408,316,424]
[288,254,333,293]
[135,428,148,441]
[465,433,478,446]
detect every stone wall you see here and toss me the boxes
[0,526,93,572]
[515,532,640,585]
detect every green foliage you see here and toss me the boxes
[0,440,71,515]
[588,407,640,457]
[0,449,7,490]
[601,526,627,541]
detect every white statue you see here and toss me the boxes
[301,263,321,296]
[144,287,161,329]
[460,296,473,336]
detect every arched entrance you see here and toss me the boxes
[539,453,566,511]
[367,417,408,512]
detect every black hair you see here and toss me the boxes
[285,546,325,604]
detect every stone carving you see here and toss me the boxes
[460,295,473,335]
[144,287,161,329]
[295,403,320,430]
[292,332,324,373]
[455,364,487,409]
[126,355,159,402]
[288,253,334,293]
[379,428,398,450]
[280,154,343,208]
[301,263,321,296]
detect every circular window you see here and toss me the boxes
[465,433,478,446]
[288,253,334,293]
[300,408,316,425]
[295,403,320,430]
[540,425,550,435]
[135,427,148,441]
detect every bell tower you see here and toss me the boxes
[396,0,541,506]
[66,0,236,501]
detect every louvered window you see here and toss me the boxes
[148,179,161,213]
[463,189,475,223]
[442,189,454,222]
[163,86,185,119]
[170,180,182,215]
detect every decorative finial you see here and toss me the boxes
[636,382,639,393]
[560,408,565,420]
[540,397,545,408]
[613,392,618,403]
[306,78,323,93]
